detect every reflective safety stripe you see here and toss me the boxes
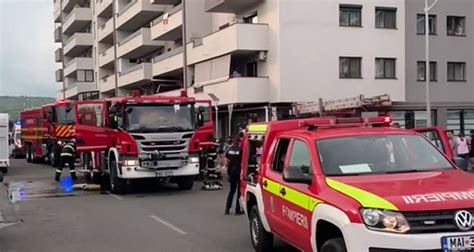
[56,169,62,173]
[248,124,268,133]
[69,170,76,173]
[64,145,74,151]
[326,178,398,211]
[61,153,73,157]
[262,178,323,212]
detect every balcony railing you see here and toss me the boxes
[151,3,182,26]
[121,63,143,75]
[118,0,138,15]
[119,29,143,46]
[153,46,183,63]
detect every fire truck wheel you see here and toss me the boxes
[249,205,273,252]
[109,158,127,195]
[26,145,32,163]
[49,151,59,167]
[177,176,194,190]
[321,238,346,252]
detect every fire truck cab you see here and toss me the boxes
[75,92,213,194]
[240,97,473,252]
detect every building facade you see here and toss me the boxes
[53,0,474,136]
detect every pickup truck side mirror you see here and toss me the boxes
[283,168,312,185]
[453,157,469,171]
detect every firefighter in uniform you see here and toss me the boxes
[55,141,78,181]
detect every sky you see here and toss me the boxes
[0,0,57,98]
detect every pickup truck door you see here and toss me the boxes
[414,127,454,160]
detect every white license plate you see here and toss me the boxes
[442,235,474,251]
[156,171,173,178]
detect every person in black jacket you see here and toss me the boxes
[55,141,78,181]
[225,137,244,215]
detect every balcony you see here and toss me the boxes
[56,69,64,82]
[187,23,268,65]
[118,28,165,58]
[99,75,116,93]
[63,7,92,35]
[65,82,97,99]
[99,46,115,68]
[150,4,183,41]
[150,0,181,5]
[54,26,62,43]
[55,48,63,62]
[98,18,113,43]
[54,5,61,23]
[191,77,270,105]
[64,57,93,77]
[96,0,113,18]
[152,47,183,77]
[119,63,153,88]
[64,33,93,57]
[56,90,64,100]
[116,0,165,31]
[205,0,263,13]
[62,0,89,13]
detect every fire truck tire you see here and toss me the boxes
[26,145,32,163]
[49,151,59,167]
[177,176,194,190]
[249,205,273,252]
[109,159,127,195]
[321,238,347,252]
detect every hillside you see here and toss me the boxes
[0,96,56,121]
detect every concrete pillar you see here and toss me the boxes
[437,108,448,129]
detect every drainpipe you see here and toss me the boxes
[113,0,119,97]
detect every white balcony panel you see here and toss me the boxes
[97,18,114,43]
[118,28,165,58]
[118,63,153,88]
[56,90,64,100]
[99,75,116,93]
[63,7,92,35]
[116,0,165,31]
[190,77,270,105]
[62,0,88,12]
[187,23,268,65]
[54,27,62,43]
[99,46,115,68]
[96,0,113,18]
[152,47,183,77]
[64,33,93,57]
[54,5,61,23]
[150,5,183,41]
[65,82,97,99]
[55,69,64,82]
[64,57,93,77]
[205,0,263,13]
[55,48,63,62]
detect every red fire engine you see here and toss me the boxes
[75,91,214,194]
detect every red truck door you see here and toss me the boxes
[414,127,453,160]
[75,101,111,153]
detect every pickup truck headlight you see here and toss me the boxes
[123,159,139,166]
[188,155,200,163]
[360,208,410,233]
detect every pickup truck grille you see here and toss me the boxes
[403,209,474,234]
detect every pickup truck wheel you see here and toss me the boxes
[109,159,127,195]
[250,205,273,252]
[177,176,194,190]
[321,238,346,252]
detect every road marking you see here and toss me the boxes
[149,215,187,235]
[109,194,123,200]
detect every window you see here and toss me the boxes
[288,140,312,175]
[447,62,466,81]
[375,58,396,79]
[375,7,397,29]
[417,61,437,81]
[77,70,94,82]
[272,138,290,173]
[78,103,104,127]
[243,12,258,24]
[417,14,437,35]
[447,16,466,36]
[339,5,362,27]
[339,57,361,78]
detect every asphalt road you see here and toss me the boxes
[0,159,295,252]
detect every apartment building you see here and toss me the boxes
[53,0,473,136]
[54,0,98,101]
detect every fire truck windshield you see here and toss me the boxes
[124,103,194,133]
[316,134,454,176]
[55,105,76,125]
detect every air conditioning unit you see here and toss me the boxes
[257,51,267,62]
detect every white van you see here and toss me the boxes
[0,114,9,174]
